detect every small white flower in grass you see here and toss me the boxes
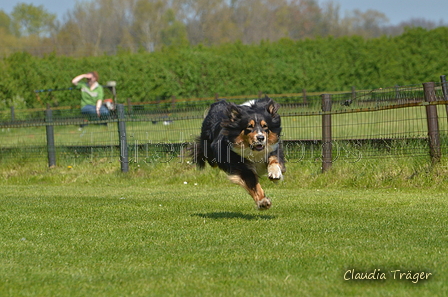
[194,183,198,186]
[184,181,188,184]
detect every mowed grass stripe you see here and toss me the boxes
[0,184,446,296]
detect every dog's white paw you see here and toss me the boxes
[268,164,283,180]
[257,197,272,210]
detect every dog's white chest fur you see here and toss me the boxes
[231,143,278,176]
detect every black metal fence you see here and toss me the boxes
[1,78,448,171]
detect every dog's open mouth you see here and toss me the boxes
[252,144,265,151]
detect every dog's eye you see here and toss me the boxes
[261,123,268,130]
[247,124,254,129]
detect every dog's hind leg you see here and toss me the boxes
[228,174,271,210]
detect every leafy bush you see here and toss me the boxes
[1,27,447,110]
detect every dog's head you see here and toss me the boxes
[221,96,281,156]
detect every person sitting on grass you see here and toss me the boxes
[71,71,109,127]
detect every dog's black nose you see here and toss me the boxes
[256,135,265,142]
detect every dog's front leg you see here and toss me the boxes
[228,173,271,210]
[267,155,284,180]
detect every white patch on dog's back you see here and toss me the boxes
[239,100,256,107]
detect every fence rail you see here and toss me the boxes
[1,78,448,171]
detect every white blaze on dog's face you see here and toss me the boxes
[246,119,266,149]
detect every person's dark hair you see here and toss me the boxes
[90,71,99,81]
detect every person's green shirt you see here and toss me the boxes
[77,82,104,108]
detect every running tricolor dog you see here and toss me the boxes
[193,96,285,210]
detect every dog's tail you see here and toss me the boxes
[190,136,206,169]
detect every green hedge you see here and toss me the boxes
[1,27,447,110]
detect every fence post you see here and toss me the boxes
[351,86,356,100]
[127,98,132,115]
[440,75,448,124]
[45,105,56,168]
[117,104,129,172]
[423,82,441,164]
[321,94,332,172]
[302,89,307,104]
[441,75,448,99]
[10,106,15,122]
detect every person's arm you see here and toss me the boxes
[95,100,103,116]
[95,86,104,116]
[71,73,92,85]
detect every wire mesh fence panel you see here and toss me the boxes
[2,82,448,167]
[331,106,428,140]
[281,114,322,141]
[438,105,448,132]
[1,126,47,147]
[125,118,202,144]
[54,124,119,164]
[437,104,448,157]
[0,145,48,163]
[279,94,322,141]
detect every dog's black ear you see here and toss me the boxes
[265,96,280,116]
[221,103,242,132]
[226,103,241,122]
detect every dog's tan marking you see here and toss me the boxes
[247,130,259,145]
[268,155,280,166]
[267,102,279,115]
[267,131,278,145]
[233,131,247,149]
[229,108,240,122]
[260,120,268,129]
[234,130,266,148]
[268,155,285,180]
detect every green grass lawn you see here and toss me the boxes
[0,161,447,296]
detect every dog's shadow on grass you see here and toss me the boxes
[193,212,276,221]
